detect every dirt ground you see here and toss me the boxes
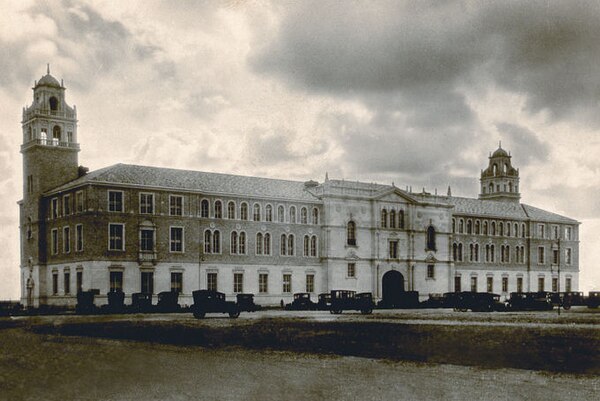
[0,328,598,401]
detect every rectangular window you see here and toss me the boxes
[170,227,183,252]
[64,271,70,294]
[282,274,292,293]
[63,195,71,216]
[207,272,218,291]
[141,271,154,294]
[108,223,124,251]
[538,224,545,238]
[51,229,58,255]
[76,224,83,252]
[538,277,545,292]
[486,277,493,293]
[552,248,559,265]
[502,277,508,293]
[306,274,315,293]
[76,190,84,213]
[552,225,559,240]
[470,276,477,292]
[109,271,123,292]
[108,191,123,212]
[565,278,572,292]
[552,277,558,292]
[259,273,268,294]
[234,273,244,293]
[454,276,461,292]
[170,195,183,216]
[140,229,154,251]
[76,271,83,293]
[171,272,183,294]
[427,264,435,279]
[347,263,356,278]
[27,175,33,194]
[566,248,572,265]
[517,277,523,293]
[388,240,398,259]
[140,193,154,214]
[565,227,572,241]
[538,246,545,264]
[51,198,59,219]
[63,226,70,253]
[52,272,58,295]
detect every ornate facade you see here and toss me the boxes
[19,71,580,307]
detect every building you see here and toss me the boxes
[19,70,580,308]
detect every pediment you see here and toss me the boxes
[374,187,419,204]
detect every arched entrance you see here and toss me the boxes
[382,270,405,308]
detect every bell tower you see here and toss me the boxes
[479,143,520,202]
[19,65,80,306]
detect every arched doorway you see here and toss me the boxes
[382,270,404,307]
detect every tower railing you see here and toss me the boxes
[22,108,76,121]
[21,138,80,150]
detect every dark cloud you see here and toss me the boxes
[495,123,550,164]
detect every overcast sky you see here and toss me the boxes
[1,0,599,299]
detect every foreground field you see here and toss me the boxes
[0,327,599,401]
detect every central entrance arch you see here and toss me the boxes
[382,270,405,307]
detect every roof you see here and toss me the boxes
[35,73,62,88]
[492,147,509,158]
[47,163,321,202]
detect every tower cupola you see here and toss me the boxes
[479,142,520,202]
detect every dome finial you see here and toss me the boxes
[499,140,502,148]
[47,63,50,75]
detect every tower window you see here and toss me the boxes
[52,126,61,145]
[347,221,356,246]
[49,96,58,111]
[426,226,436,251]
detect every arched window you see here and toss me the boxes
[52,126,61,145]
[280,234,287,255]
[49,96,58,111]
[489,183,494,193]
[514,223,518,237]
[508,182,513,192]
[504,163,508,174]
[459,219,464,234]
[458,243,463,261]
[506,223,511,237]
[256,233,263,255]
[288,235,294,256]
[201,199,209,218]
[427,225,436,251]
[475,220,480,235]
[493,164,497,175]
[347,221,356,246]
[253,203,261,221]
[389,210,396,229]
[466,220,472,234]
[491,221,496,236]
[227,201,235,219]
[301,207,308,224]
[381,209,387,228]
[239,232,246,254]
[240,203,248,220]
[499,222,504,236]
[312,208,319,225]
[483,221,488,235]
[470,244,475,261]
[490,244,495,262]
[213,230,220,253]
[204,230,212,254]
[231,231,238,254]
[310,236,317,257]
[399,210,405,229]
[214,200,222,219]
[453,243,458,261]
[452,218,456,233]
[475,244,479,261]
[278,205,285,223]
[289,206,296,223]
[304,235,310,256]
[521,223,526,238]
[265,204,273,222]
[264,233,271,255]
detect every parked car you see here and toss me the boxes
[286,293,317,311]
[586,291,600,308]
[377,291,420,309]
[76,289,99,314]
[453,292,506,312]
[420,293,445,309]
[156,291,181,312]
[131,292,153,313]
[330,290,374,314]
[560,291,585,308]
[507,292,553,311]
[236,293,261,312]
[317,293,332,311]
[191,290,240,318]
[104,290,125,313]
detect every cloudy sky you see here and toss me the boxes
[1,0,599,299]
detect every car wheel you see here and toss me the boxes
[193,311,206,319]
[229,310,240,318]
[562,303,571,310]
[361,308,373,315]
[332,309,342,314]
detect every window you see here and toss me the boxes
[312,208,319,225]
[491,221,496,236]
[301,207,308,224]
[231,231,246,255]
[52,272,58,295]
[51,198,59,219]
[201,199,209,218]
[399,210,405,229]
[109,224,124,251]
[240,203,248,220]
[214,200,222,218]
[63,227,70,253]
[566,248,572,265]
[108,191,123,212]
[517,277,523,293]
[538,277,545,292]
[426,226,436,251]
[171,272,183,294]
[140,193,154,214]
[565,277,572,292]
[256,233,263,255]
[310,236,317,257]
[64,271,70,294]
[389,210,396,229]
[389,240,398,259]
[304,235,310,257]
[427,264,435,279]
[227,201,236,219]
[141,271,154,294]
[506,223,511,237]
[282,274,292,293]
[63,195,71,216]
[170,195,183,216]
[454,276,461,292]
[288,235,295,256]
[521,224,526,238]
[499,222,504,236]
[552,248,559,265]
[470,276,477,292]
[27,175,33,194]
[207,272,217,291]
[552,277,558,292]
[565,227,572,241]
[140,229,154,251]
[231,231,238,255]
[253,203,261,221]
[514,223,518,237]
[259,273,268,293]
[475,220,480,235]
[109,271,123,292]
[381,209,388,228]
[347,263,356,278]
[265,204,272,222]
[239,232,246,254]
[347,221,356,246]
[278,205,285,223]
[289,206,296,224]
[204,230,212,254]
[502,277,508,293]
[552,225,559,240]
[483,221,488,235]
[170,227,183,252]
[51,229,58,255]
[280,234,294,256]
[264,233,271,255]
[234,273,244,293]
[538,224,545,239]
[213,230,220,253]
[306,274,315,293]
[459,219,464,234]
[466,220,472,234]
[76,271,83,293]
[76,190,84,213]
[453,243,463,262]
[487,277,493,293]
[280,234,287,255]
[538,247,545,264]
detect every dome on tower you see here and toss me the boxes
[492,147,508,158]
[35,73,62,88]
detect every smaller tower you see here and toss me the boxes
[479,143,520,202]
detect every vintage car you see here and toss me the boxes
[131,292,153,313]
[0,301,23,317]
[507,292,554,311]
[453,292,506,312]
[586,291,600,308]
[75,289,100,314]
[420,293,446,309]
[191,290,240,318]
[155,291,181,313]
[377,291,420,309]
[330,290,374,314]
[286,293,317,311]
[317,293,332,311]
[559,291,585,308]
[236,293,261,312]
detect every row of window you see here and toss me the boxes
[452,218,574,241]
[50,191,84,218]
[454,275,573,293]
[50,225,83,254]
[380,209,405,229]
[50,269,83,295]
[452,243,572,265]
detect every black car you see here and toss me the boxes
[586,291,600,308]
[103,290,125,314]
[507,292,553,311]
[330,290,374,314]
[453,292,506,312]
[420,293,445,309]
[286,293,317,311]
[236,293,261,312]
[377,291,420,309]
[156,291,181,312]
[131,292,153,313]
[191,290,240,318]
[317,293,332,311]
[76,289,99,314]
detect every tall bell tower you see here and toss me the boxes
[19,65,80,306]
[479,143,520,202]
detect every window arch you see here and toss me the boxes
[483,221,488,235]
[389,210,396,229]
[265,204,273,222]
[256,233,263,255]
[458,219,464,234]
[453,243,458,261]
[312,208,319,225]
[288,234,295,256]
[426,225,436,251]
[52,125,61,144]
[466,219,472,234]
[239,232,246,254]
[253,203,261,221]
[289,206,296,224]
[514,223,518,237]
[280,234,287,255]
[231,231,238,254]
[300,207,308,224]
[399,210,404,229]
[347,221,356,246]
[310,235,317,257]
[227,201,235,219]
[490,244,495,262]
[213,230,221,253]
[492,164,498,175]
[458,243,463,261]
[204,230,212,254]
[521,223,526,238]
[475,220,480,235]
[491,221,496,236]
[201,199,209,218]
[499,222,504,236]
[240,202,248,220]
[452,218,456,233]
[381,209,387,228]
[214,200,222,219]
[304,235,310,257]
[506,222,511,237]
[278,205,285,223]
[264,233,271,255]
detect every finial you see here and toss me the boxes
[47,63,50,75]
[447,185,452,196]
[499,140,502,148]
[325,172,329,181]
